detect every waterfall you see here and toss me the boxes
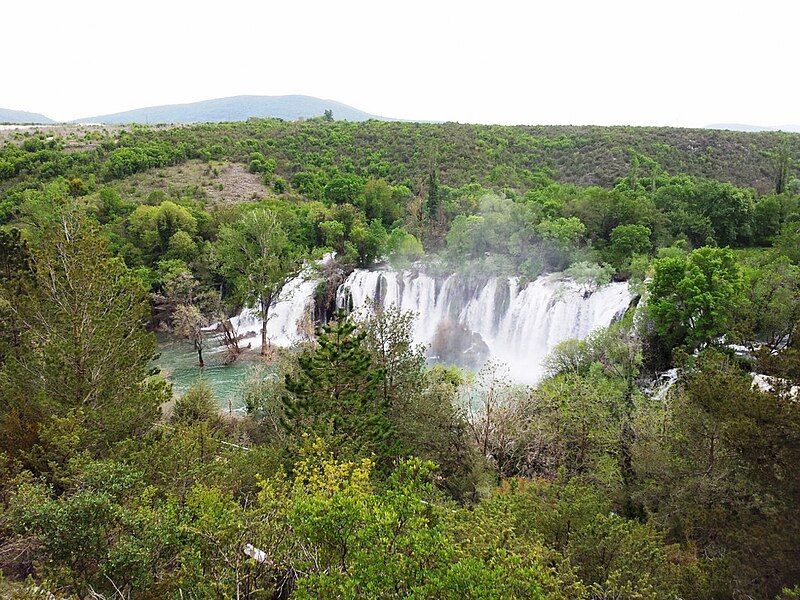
[222,264,632,384]
[647,368,679,402]
[222,254,338,349]
[336,268,632,384]
[226,272,319,349]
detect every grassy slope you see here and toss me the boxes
[111,160,272,205]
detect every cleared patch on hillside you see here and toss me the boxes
[115,159,271,205]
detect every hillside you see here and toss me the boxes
[0,108,55,124]
[121,120,800,193]
[2,121,799,195]
[73,95,384,124]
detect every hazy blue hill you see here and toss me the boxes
[0,108,55,124]
[708,123,800,133]
[73,95,385,124]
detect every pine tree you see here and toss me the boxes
[772,136,792,194]
[627,153,639,190]
[427,166,439,219]
[282,313,398,464]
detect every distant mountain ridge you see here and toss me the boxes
[708,123,800,133]
[3,99,797,131]
[0,108,55,124]
[72,95,385,124]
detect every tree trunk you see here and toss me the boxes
[220,318,240,358]
[260,299,269,356]
[196,340,205,368]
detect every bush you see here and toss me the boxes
[172,380,218,425]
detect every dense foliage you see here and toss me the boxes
[0,120,799,598]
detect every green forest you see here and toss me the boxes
[1,118,799,599]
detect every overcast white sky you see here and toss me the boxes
[2,0,798,126]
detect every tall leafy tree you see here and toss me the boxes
[609,223,651,266]
[0,205,166,463]
[323,173,364,206]
[127,200,197,259]
[256,445,561,599]
[427,145,440,220]
[216,209,304,354]
[173,303,209,367]
[647,246,743,352]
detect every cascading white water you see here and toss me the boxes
[221,263,632,384]
[336,268,632,383]
[221,254,338,349]
[226,273,319,348]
